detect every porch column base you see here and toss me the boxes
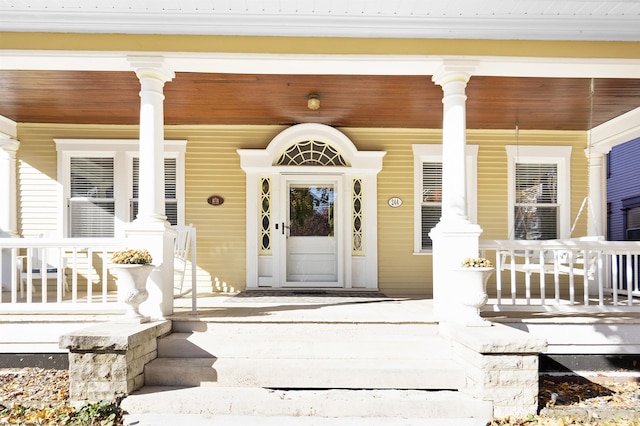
[124,220,177,319]
[60,321,171,405]
[441,322,547,418]
[429,219,483,324]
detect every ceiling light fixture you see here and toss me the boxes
[307,94,320,110]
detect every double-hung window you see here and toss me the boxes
[412,144,478,253]
[131,157,178,226]
[622,196,640,241]
[506,146,571,240]
[56,139,186,238]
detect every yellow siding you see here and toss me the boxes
[15,123,589,296]
[3,32,639,59]
[165,125,286,293]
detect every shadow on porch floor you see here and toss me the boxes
[171,292,436,324]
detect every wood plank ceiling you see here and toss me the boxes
[1,1,638,131]
[1,70,639,130]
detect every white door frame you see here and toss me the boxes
[238,123,386,290]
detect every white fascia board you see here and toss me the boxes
[2,50,640,80]
[589,107,640,154]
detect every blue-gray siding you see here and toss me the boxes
[607,137,640,241]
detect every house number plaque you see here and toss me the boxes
[207,195,224,206]
[388,197,402,208]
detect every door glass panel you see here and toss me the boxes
[289,185,334,237]
[286,183,337,284]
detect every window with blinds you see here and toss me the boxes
[69,157,115,237]
[131,158,178,225]
[627,206,640,241]
[421,162,443,249]
[514,163,558,240]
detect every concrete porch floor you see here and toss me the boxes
[169,291,640,324]
[170,291,436,324]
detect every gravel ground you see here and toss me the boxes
[0,368,639,424]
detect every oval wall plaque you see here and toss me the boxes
[388,197,403,208]
[207,195,224,206]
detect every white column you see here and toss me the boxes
[430,62,484,325]
[433,67,471,225]
[126,57,177,319]
[0,139,19,237]
[130,57,174,223]
[0,117,19,291]
[586,150,608,237]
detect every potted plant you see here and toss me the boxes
[110,249,154,322]
[457,257,495,326]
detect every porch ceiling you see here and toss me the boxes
[1,0,639,131]
[1,71,639,130]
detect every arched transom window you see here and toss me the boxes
[275,140,348,166]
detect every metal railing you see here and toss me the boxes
[480,239,640,308]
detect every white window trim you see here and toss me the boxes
[55,139,186,237]
[412,144,478,254]
[505,145,572,240]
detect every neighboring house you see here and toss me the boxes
[0,1,638,317]
[607,137,640,242]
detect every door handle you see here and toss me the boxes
[282,222,290,235]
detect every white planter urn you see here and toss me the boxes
[111,264,154,323]
[457,267,494,327]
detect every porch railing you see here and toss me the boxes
[480,239,640,309]
[0,237,128,312]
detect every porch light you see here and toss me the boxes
[307,94,320,110]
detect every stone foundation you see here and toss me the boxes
[441,322,548,418]
[60,320,171,404]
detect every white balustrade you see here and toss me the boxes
[479,239,640,309]
[0,238,127,312]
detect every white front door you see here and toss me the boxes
[280,175,342,287]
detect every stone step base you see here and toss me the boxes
[122,386,493,420]
[144,357,466,389]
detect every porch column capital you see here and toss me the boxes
[585,146,610,158]
[0,138,19,155]
[128,56,175,83]
[431,60,477,88]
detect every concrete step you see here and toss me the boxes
[157,323,450,360]
[122,386,493,420]
[123,414,489,426]
[148,322,463,389]
[144,357,465,389]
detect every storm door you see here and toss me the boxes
[280,175,342,287]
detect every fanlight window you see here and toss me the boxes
[276,140,348,166]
